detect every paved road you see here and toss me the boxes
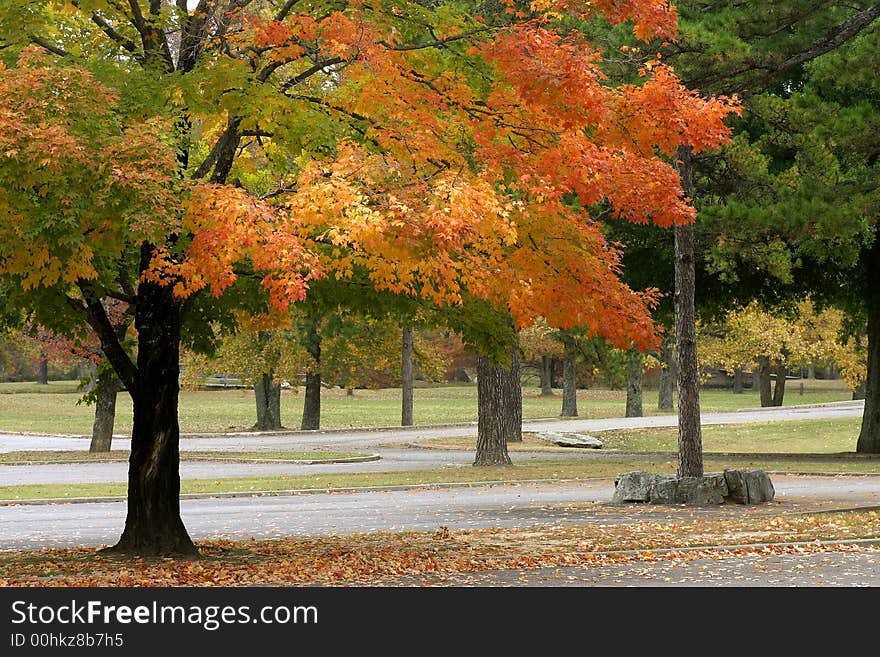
[400,548,880,586]
[2,474,879,551]
[0,401,865,454]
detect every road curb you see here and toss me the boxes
[3,470,880,507]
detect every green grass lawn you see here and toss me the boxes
[0,379,854,435]
[1,453,878,501]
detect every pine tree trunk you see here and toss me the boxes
[401,327,414,426]
[37,358,48,385]
[474,350,521,465]
[540,355,554,396]
[658,334,675,409]
[561,335,578,417]
[732,367,744,394]
[626,348,644,417]
[758,356,773,407]
[772,362,787,407]
[674,145,703,478]
[109,278,195,556]
[301,318,321,431]
[89,367,119,453]
[253,373,282,430]
[857,247,880,453]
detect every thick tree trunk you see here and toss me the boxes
[732,367,744,394]
[253,373,282,430]
[772,362,787,407]
[401,327,414,426]
[89,367,119,453]
[858,248,880,453]
[626,348,644,417]
[110,278,195,555]
[674,146,703,478]
[539,355,554,396]
[301,318,321,431]
[560,335,578,417]
[658,334,675,409]
[37,358,48,385]
[474,350,521,465]
[758,356,773,407]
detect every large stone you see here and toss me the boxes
[723,469,775,504]
[612,472,674,503]
[651,474,728,505]
[534,431,603,449]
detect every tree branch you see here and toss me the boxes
[29,35,72,58]
[73,287,138,391]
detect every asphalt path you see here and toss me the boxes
[2,474,879,551]
[0,400,865,454]
[400,548,880,586]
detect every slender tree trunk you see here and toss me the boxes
[626,348,644,417]
[674,146,703,478]
[301,317,321,431]
[732,367,744,394]
[37,358,48,385]
[253,373,282,430]
[758,356,773,407]
[110,278,195,555]
[89,367,119,453]
[807,363,815,379]
[539,355,554,396]
[658,334,675,409]
[474,349,521,465]
[772,362,787,407]
[858,245,880,453]
[401,327,414,426]
[561,335,578,417]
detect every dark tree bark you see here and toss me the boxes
[732,367,745,394]
[560,335,578,417]
[674,146,703,478]
[658,334,675,409]
[474,349,521,465]
[37,358,48,385]
[626,348,644,418]
[539,355,554,396]
[854,381,866,401]
[772,362,787,407]
[253,373,282,430]
[401,327,414,426]
[858,246,880,453]
[89,367,120,453]
[758,356,773,407]
[301,317,321,431]
[106,274,195,555]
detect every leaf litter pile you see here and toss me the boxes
[2,510,878,586]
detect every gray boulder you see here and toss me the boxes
[723,469,775,504]
[651,474,728,505]
[612,472,675,503]
[534,431,603,449]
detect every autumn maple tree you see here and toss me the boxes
[0,0,736,555]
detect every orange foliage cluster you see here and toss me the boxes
[0,1,739,353]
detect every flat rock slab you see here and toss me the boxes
[534,431,603,449]
[613,469,775,506]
